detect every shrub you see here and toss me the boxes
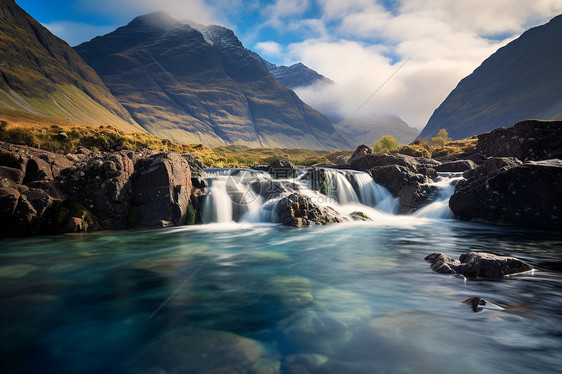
[431,128,451,146]
[373,135,399,153]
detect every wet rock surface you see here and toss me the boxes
[450,159,562,228]
[0,141,198,237]
[276,193,345,227]
[425,251,533,279]
[476,120,562,161]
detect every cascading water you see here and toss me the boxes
[202,168,269,224]
[414,172,464,219]
[201,168,405,224]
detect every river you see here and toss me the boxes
[1,169,561,373]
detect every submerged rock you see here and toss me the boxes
[425,251,533,279]
[126,330,262,374]
[271,276,313,308]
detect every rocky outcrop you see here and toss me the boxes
[450,159,562,229]
[277,193,345,227]
[0,141,196,237]
[475,120,562,161]
[425,251,533,279]
[132,153,192,226]
[434,160,476,172]
[268,159,298,179]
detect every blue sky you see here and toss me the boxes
[15,0,562,128]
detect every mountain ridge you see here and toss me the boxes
[75,13,352,150]
[420,14,562,140]
[0,0,144,132]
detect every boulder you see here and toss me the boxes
[348,144,372,162]
[0,165,24,183]
[276,193,344,227]
[268,159,298,179]
[63,151,136,229]
[349,153,419,172]
[126,330,262,374]
[463,157,522,179]
[132,152,192,227]
[369,165,436,214]
[425,251,533,279]
[434,160,476,172]
[450,159,562,229]
[476,120,562,161]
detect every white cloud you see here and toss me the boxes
[255,41,284,57]
[42,21,117,46]
[282,0,562,129]
[75,0,225,26]
[262,0,311,19]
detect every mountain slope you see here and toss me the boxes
[0,0,143,132]
[75,13,351,149]
[420,14,562,140]
[335,116,419,146]
[249,51,333,89]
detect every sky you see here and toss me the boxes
[17,0,562,129]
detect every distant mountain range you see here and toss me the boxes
[0,0,143,132]
[248,51,333,89]
[420,14,562,140]
[74,13,352,149]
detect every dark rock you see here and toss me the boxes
[450,159,562,229]
[63,151,135,229]
[268,159,298,179]
[425,251,533,279]
[434,160,476,172]
[463,157,522,179]
[369,165,436,213]
[463,297,487,312]
[276,193,344,227]
[0,165,24,183]
[57,131,68,140]
[349,144,372,162]
[349,153,419,172]
[132,152,192,226]
[23,156,53,183]
[476,120,562,161]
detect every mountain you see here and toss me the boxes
[335,115,419,146]
[75,13,351,149]
[420,15,562,140]
[248,51,333,89]
[0,0,143,132]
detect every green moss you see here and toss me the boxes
[319,175,329,196]
[49,200,100,233]
[186,204,196,225]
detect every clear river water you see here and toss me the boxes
[1,169,561,374]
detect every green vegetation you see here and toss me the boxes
[372,135,400,153]
[0,121,353,168]
[397,136,477,158]
[431,128,451,146]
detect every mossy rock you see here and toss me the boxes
[49,200,100,233]
[186,204,196,225]
[350,211,372,221]
[398,145,431,158]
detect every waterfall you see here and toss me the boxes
[322,169,360,204]
[200,167,461,224]
[414,172,464,219]
[345,171,399,213]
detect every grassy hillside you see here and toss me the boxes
[0,114,352,168]
[0,0,144,133]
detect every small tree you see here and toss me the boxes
[431,128,451,146]
[373,135,399,153]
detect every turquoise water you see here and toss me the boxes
[1,219,562,373]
